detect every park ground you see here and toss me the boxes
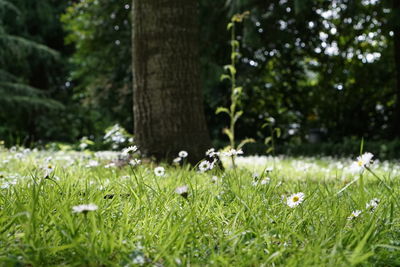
[0,147,399,266]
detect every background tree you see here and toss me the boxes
[131,0,211,162]
[0,0,64,144]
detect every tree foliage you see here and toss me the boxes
[2,0,400,149]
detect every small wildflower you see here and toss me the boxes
[72,203,98,214]
[286,192,305,208]
[366,198,380,212]
[350,152,374,173]
[43,164,55,178]
[178,151,188,158]
[211,176,218,183]
[175,185,189,199]
[347,210,362,220]
[265,167,274,172]
[206,148,219,157]
[260,177,271,185]
[199,160,211,172]
[129,159,141,166]
[209,158,218,170]
[154,166,165,177]
[173,157,182,163]
[122,145,138,155]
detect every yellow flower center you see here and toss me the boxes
[357,160,363,166]
[293,196,299,202]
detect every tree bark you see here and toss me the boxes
[132,0,211,163]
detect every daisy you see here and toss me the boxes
[43,164,55,178]
[211,176,219,183]
[265,167,274,173]
[178,151,188,158]
[175,185,189,198]
[173,157,182,163]
[206,148,219,157]
[260,177,271,185]
[347,210,362,220]
[129,159,141,166]
[198,160,211,172]
[350,152,374,173]
[72,203,98,214]
[122,145,138,155]
[366,198,380,212]
[286,192,305,208]
[154,166,165,177]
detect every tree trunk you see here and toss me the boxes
[392,0,400,137]
[132,0,211,163]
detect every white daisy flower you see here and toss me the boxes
[260,177,271,185]
[198,160,211,172]
[206,148,219,157]
[173,157,182,163]
[265,167,274,172]
[178,151,188,158]
[175,185,189,198]
[209,158,218,170]
[350,152,374,173]
[347,210,362,220]
[366,198,380,212]
[72,203,98,214]
[154,166,165,177]
[286,192,305,208]
[122,145,138,155]
[43,164,55,178]
[211,176,219,183]
[129,159,141,166]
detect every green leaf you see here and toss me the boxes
[224,64,236,75]
[233,87,243,95]
[265,137,272,145]
[215,107,230,115]
[275,128,281,138]
[230,40,240,48]
[231,52,241,61]
[233,110,243,124]
[222,128,234,142]
[220,74,231,81]
[238,138,255,149]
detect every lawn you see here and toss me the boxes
[0,147,399,266]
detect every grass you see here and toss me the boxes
[0,147,399,266]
